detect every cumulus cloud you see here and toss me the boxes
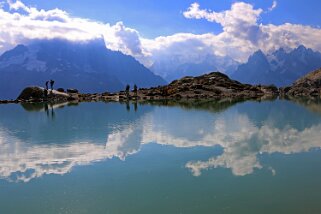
[0,0,148,63]
[183,2,266,45]
[1,0,321,72]
[105,21,146,58]
[180,1,321,61]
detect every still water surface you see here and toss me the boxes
[1,99,321,213]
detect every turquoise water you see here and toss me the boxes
[1,99,321,213]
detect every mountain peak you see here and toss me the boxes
[248,49,267,63]
[296,45,307,52]
[251,49,265,57]
[253,49,265,55]
[272,47,286,55]
[0,44,28,61]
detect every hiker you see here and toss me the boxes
[45,81,49,90]
[133,84,138,97]
[50,80,55,90]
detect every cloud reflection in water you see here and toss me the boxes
[1,100,321,182]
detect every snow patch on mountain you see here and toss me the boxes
[0,46,47,72]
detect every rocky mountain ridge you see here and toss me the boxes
[232,45,321,87]
[0,39,166,99]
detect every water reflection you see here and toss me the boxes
[107,105,321,176]
[0,102,149,182]
[1,99,321,182]
[0,132,107,182]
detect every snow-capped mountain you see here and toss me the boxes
[0,39,166,99]
[150,54,239,82]
[232,45,321,86]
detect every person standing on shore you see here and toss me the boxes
[133,84,138,97]
[45,81,49,90]
[125,84,130,99]
[50,80,55,90]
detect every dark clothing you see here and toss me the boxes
[125,85,130,92]
[125,85,130,99]
[133,84,138,97]
[50,80,55,90]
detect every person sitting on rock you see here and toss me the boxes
[50,80,55,90]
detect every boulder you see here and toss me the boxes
[17,86,44,101]
[17,86,71,102]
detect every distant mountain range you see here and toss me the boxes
[150,45,321,87]
[1,39,321,100]
[0,39,166,99]
[151,54,239,82]
[231,45,321,87]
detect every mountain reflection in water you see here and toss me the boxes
[0,99,321,182]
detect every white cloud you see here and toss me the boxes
[268,1,278,12]
[181,1,321,61]
[0,0,321,75]
[184,2,265,45]
[0,1,148,63]
[105,21,147,59]
[7,0,29,12]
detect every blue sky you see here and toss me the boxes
[16,0,321,38]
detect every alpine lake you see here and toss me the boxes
[1,98,321,214]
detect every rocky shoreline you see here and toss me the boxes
[0,72,280,104]
[1,70,321,105]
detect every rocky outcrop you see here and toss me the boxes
[1,72,279,104]
[138,72,279,100]
[282,68,321,97]
[57,72,278,102]
[16,86,77,102]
